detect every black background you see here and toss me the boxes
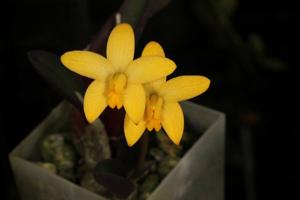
[0,0,296,199]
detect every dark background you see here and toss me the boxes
[0,0,296,199]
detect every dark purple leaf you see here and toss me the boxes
[93,158,135,198]
[28,50,84,108]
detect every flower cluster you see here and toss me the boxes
[61,23,210,146]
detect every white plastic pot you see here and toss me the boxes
[9,101,225,200]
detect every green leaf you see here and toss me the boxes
[137,0,172,37]
[89,0,172,53]
[121,0,173,40]
[248,34,265,55]
[28,50,84,108]
[120,0,148,27]
[217,0,239,17]
[262,57,287,71]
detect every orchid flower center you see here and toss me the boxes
[145,94,163,131]
[106,73,128,109]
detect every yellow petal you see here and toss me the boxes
[123,84,146,124]
[124,114,146,146]
[106,23,135,70]
[144,78,166,94]
[126,57,176,84]
[141,42,166,94]
[159,76,210,102]
[61,51,113,80]
[162,102,184,145]
[84,80,107,123]
[142,41,165,57]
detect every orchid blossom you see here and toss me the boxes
[61,24,176,123]
[124,42,210,146]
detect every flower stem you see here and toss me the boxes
[136,132,149,173]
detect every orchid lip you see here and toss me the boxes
[106,72,128,109]
[145,93,163,132]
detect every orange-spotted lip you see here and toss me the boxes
[106,73,128,109]
[145,93,163,132]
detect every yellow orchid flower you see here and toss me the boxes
[60,24,176,123]
[124,41,210,146]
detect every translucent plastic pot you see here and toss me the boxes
[9,101,225,200]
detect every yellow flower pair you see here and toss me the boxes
[61,23,210,146]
